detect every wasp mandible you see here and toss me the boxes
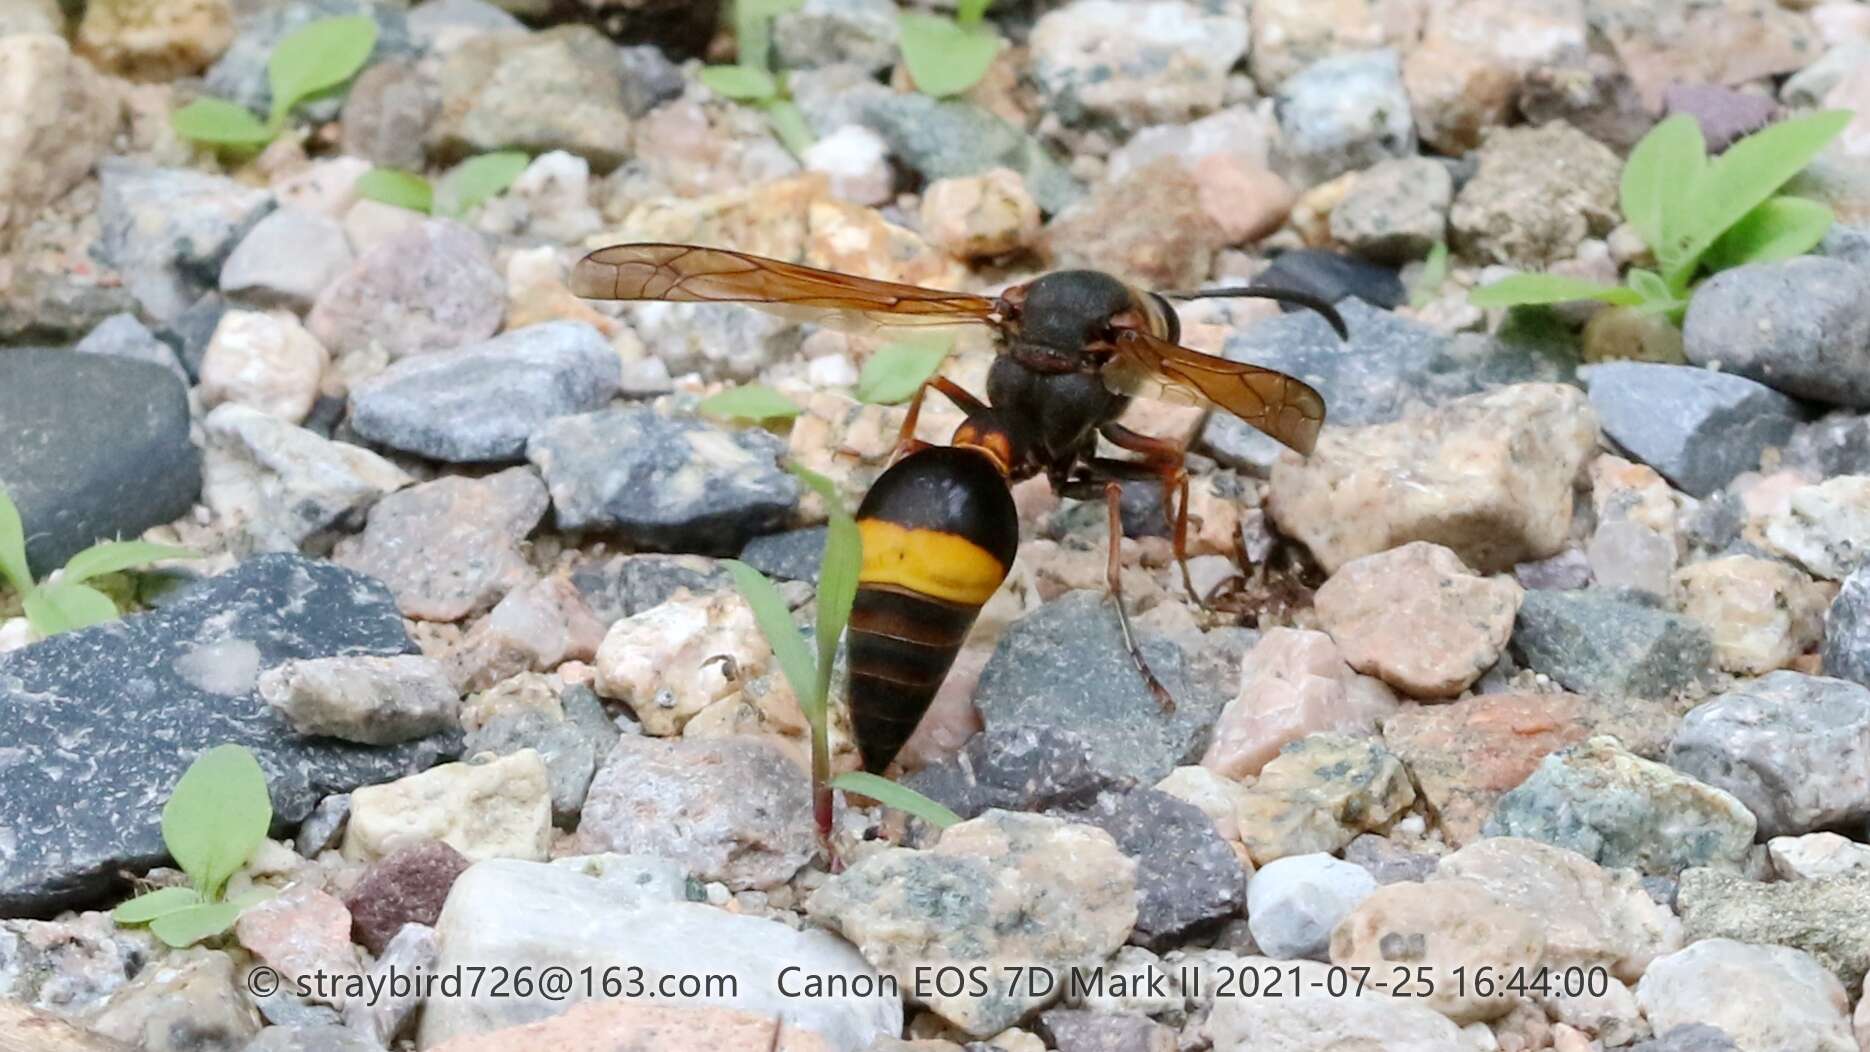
[571,243,1343,776]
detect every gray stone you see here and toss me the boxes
[157,291,230,380]
[97,160,273,322]
[338,60,439,171]
[1684,256,1870,409]
[1666,671,1870,837]
[574,735,815,890]
[1630,1025,1742,1052]
[1785,410,1870,479]
[1815,222,1870,267]
[569,553,730,627]
[773,0,898,72]
[342,921,434,1044]
[405,0,523,49]
[1328,157,1453,264]
[0,268,141,347]
[1484,736,1756,876]
[1274,50,1414,186]
[219,206,354,311]
[1028,0,1247,130]
[1245,853,1377,960]
[421,857,900,1050]
[0,350,201,579]
[1199,300,1572,473]
[258,654,460,745]
[201,403,412,555]
[1511,589,1712,698]
[0,554,458,917]
[526,407,799,555]
[428,26,637,173]
[1341,834,1439,885]
[307,218,503,361]
[1449,121,1621,267]
[91,948,262,1051]
[973,591,1240,783]
[347,321,620,464]
[1035,1009,1178,1052]
[861,94,1083,214]
[241,1024,383,1052]
[73,312,186,381]
[462,682,619,825]
[1824,565,1870,688]
[1054,789,1245,947]
[738,526,827,584]
[1585,361,1807,498]
[903,725,1128,821]
[0,913,152,1016]
[295,794,351,857]
[206,0,415,123]
[1677,867,1870,991]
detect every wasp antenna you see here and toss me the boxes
[1162,285,1351,342]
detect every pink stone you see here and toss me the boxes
[448,574,606,691]
[233,882,360,1003]
[427,1000,834,1052]
[1199,628,1398,780]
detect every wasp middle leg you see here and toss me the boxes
[1054,473,1176,714]
[1100,422,1206,607]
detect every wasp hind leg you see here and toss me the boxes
[1099,423,1207,609]
[886,375,990,464]
[1056,475,1177,714]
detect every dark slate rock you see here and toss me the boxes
[1584,361,1807,498]
[1054,789,1245,947]
[526,406,800,555]
[155,291,230,380]
[73,313,186,380]
[1824,565,1869,689]
[462,683,619,825]
[0,554,458,917]
[0,350,201,578]
[1630,1024,1741,1052]
[347,321,621,463]
[1200,298,1574,471]
[971,591,1239,782]
[1035,1009,1179,1052]
[861,94,1083,214]
[901,725,1129,820]
[739,526,828,584]
[97,160,273,322]
[206,0,415,124]
[1257,249,1406,311]
[570,553,731,626]
[1511,589,1712,698]
[343,839,471,955]
[1683,256,1870,409]
[1667,671,1870,837]
[1785,409,1870,479]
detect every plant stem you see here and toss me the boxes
[810,713,839,870]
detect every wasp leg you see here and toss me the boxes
[1055,475,1177,714]
[1099,423,1205,609]
[890,376,990,463]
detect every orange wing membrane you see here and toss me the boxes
[570,243,999,336]
[1103,329,1326,455]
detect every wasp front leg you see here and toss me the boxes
[1054,473,1176,714]
[1099,423,1206,608]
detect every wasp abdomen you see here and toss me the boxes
[847,446,1018,775]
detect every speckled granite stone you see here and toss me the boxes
[0,554,459,917]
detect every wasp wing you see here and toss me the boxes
[1102,329,1326,455]
[570,243,1000,340]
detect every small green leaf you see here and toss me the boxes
[1468,274,1643,310]
[857,334,953,405]
[1622,115,1706,262]
[725,560,821,722]
[700,64,779,101]
[1627,268,1670,303]
[147,900,244,948]
[898,13,1000,99]
[61,541,197,585]
[698,384,803,422]
[162,745,273,901]
[354,168,433,213]
[267,14,379,125]
[112,886,202,925]
[171,98,275,145]
[0,485,30,595]
[1703,196,1835,272]
[436,151,529,217]
[788,463,851,520]
[956,0,993,27]
[1408,241,1449,309]
[1670,110,1853,287]
[23,581,119,636]
[762,98,816,159]
[830,772,962,828]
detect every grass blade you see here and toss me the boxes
[0,485,30,595]
[725,560,820,723]
[23,581,119,636]
[831,771,961,828]
[698,385,802,423]
[1469,274,1642,309]
[61,541,198,585]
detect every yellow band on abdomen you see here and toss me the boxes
[857,518,1007,607]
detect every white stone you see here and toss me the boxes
[593,591,773,736]
[0,35,119,246]
[343,750,552,864]
[1767,832,1870,881]
[419,857,901,1051]
[198,309,330,424]
[1635,939,1855,1052]
[1203,956,1471,1051]
[1765,475,1870,580]
[804,124,893,207]
[201,403,411,553]
[1246,854,1377,961]
[1671,555,1829,674]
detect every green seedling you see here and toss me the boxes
[696,333,955,424]
[0,484,197,638]
[1409,241,1449,309]
[700,0,815,158]
[899,0,1001,99]
[726,464,960,862]
[699,384,805,423]
[113,745,276,948]
[1471,110,1853,323]
[172,15,378,148]
[355,151,531,218]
